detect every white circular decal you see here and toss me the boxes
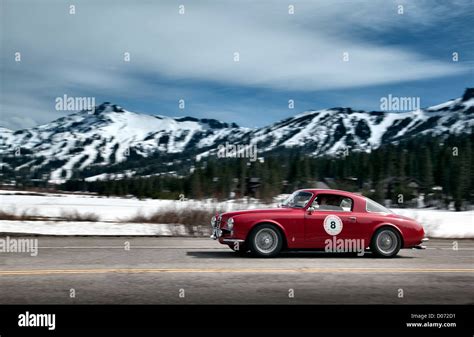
[324,215,343,236]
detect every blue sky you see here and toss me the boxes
[1,0,473,129]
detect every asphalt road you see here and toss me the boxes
[0,237,472,304]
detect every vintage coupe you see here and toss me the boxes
[211,189,427,257]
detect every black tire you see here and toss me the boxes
[248,224,283,258]
[371,227,401,258]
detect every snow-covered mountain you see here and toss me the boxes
[246,88,474,156]
[0,103,247,180]
[1,89,473,181]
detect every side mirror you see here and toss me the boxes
[307,206,315,214]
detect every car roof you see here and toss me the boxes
[298,189,366,200]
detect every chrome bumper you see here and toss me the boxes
[210,215,221,240]
[413,238,429,249]
[210,225,243,243]
[222,238,245,244]
[210,227,222,240]
[210,215,244,243]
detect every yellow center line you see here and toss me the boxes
[0,267,473,276]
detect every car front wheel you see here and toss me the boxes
[249,224,283,258]
[371,227,401,258]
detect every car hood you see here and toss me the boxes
[221,207,294,218]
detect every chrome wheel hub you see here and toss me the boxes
[255,229,278,253]
[377,230,397,254]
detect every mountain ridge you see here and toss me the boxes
[1,88,473,182]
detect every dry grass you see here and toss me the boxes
[0,208,218,236]
[126,208,222,226]
[0,210,100,222]
[0,207,221,228]
[125,208,221,236]
[0,210,39,221]
[59,210,100,222]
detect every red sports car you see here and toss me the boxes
[210,189,427,257]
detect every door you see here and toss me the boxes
[304,193,359,248]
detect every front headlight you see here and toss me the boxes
[226,217,234,230]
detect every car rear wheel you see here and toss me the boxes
[371,227,401,258]
[249,224,283,258]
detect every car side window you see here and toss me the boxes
[311,194,353,212]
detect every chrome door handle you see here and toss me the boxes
[348,216,357,222]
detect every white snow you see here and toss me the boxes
[427,98,458,111]
[0,221,198,236]
[84,170,136,182]
[462,98,474,108]
[0,190,267,222]
[0,190,472,238]
[393,208,474,239]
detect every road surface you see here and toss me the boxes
[0,237,472,304]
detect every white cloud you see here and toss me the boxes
[0,0,471,128]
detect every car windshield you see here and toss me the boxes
[281,191,313,208]
[365,198,393,213]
